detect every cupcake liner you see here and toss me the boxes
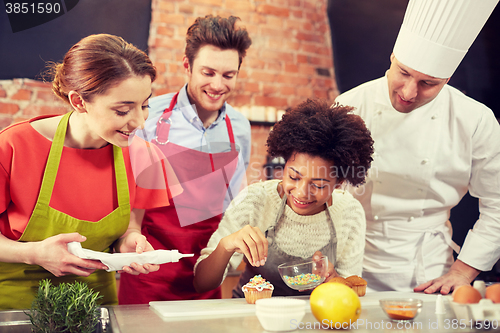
[243,288,273,304]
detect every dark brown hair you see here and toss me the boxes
[266,99,374,186]
[185,15,252,70]
[49,34,156,104]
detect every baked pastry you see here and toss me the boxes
[242,275,274,304]
[328,276,353,288]
[346,275,367,296]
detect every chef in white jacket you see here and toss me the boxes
[336,0,500,294]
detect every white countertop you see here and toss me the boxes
[108,292,497,333]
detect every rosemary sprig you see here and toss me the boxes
[28,279,103,333]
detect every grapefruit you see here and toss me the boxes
[310,282,361,329]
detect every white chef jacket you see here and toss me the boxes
[336,74,500,291]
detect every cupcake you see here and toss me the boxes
[328,276,353,288]
[242,275,274,304]
[346,275,367,296]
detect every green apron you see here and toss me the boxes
[0,112,130,310]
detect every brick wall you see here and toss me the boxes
[0,0,338,184]
[0,79,68,129]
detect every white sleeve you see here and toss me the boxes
[458,109,500,271]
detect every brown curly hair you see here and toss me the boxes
[266,99,374,186]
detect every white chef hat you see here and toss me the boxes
[393,0,498,79]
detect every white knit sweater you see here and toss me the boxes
[195,179,366,279]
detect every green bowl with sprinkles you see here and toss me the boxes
[278,256,328,291]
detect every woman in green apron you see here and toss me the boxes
[194,100,374,296]
[0,34,171,310]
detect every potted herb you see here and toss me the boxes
[28,279,103,333]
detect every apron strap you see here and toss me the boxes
[265,192,288,245]
[214,116,236,202]
[35,112,129,215]
[224,115,236,150]
[210,115,236,200]
[113,144,130,210]
[154,93,178,145]
[35,112,72,209]
[324,201,338,267]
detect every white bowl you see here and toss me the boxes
[255,298,306,331]
[256,297,306,312]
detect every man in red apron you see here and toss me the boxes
[118,15,253,303]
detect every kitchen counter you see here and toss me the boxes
[2,292,499,332]
[108,292,499,333]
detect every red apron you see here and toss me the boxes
[119,93,239,303]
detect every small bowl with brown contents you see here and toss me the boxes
[379,298,423,322]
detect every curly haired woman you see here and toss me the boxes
[193,99,374,297]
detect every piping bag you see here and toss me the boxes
[67,242,194,272]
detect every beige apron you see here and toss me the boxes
[0,112,130,309]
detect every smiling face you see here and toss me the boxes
[281,152,339,216]
[184,45,239,125]
[387,54,449,113]
[80,75,152,148]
